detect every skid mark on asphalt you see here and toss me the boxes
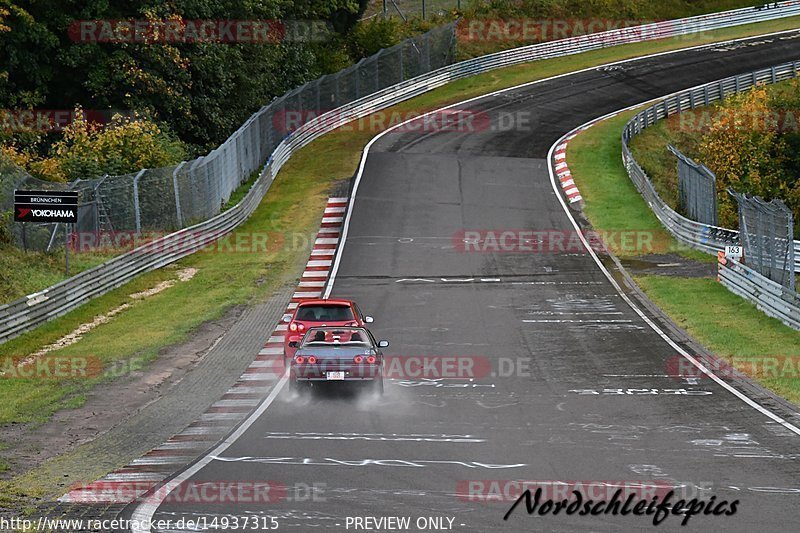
[518,294,645,330]
[58,198,347,504]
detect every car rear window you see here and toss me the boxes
[302,329,372,348]
[295,305,354,322]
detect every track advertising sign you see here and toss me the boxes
[14,190,78,223]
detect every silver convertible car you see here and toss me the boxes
[289,326,389,394]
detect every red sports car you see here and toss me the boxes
[282,299,373,360]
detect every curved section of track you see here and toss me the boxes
[132,32,800,532]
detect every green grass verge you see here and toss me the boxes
[0,245,120,304]
[567,111,712,261]
[635,275,800,404]
[1,12,800,491]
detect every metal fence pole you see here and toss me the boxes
[789,211,796,292]
[374,50,383,92]
[399,46,404,81]
[133,169,146,234]
[172,161,187,229]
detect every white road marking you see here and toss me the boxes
[131,456,194,466]
[211,456,526,468]
[103,473,166,482]
[293,291,322,299]
[299,280,327,287]
[262,432,486,443]
[523,319,633,323]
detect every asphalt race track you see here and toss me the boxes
[127,32,800,532]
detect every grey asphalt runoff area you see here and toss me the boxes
[123,33,800,532]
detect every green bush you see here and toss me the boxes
[0,211,12,245]
[347,17,405,58]
[53,108,187,181]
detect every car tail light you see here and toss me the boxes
[295,356,305,364]
[366,355,376,364]
[288,322,305,332]
[354,355,364,364]
[307,356,317,364]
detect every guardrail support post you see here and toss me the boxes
[133,169,146,234]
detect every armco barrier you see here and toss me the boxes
[621,61,800,269]
[4,2,800,344]
[719,255,800,329]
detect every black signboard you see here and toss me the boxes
[14,189,78,223]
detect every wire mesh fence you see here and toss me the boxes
[365,1,466,21]
[668,145,718,226]
[730,190,795,292]
[0,22,456,252]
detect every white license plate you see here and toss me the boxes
[326,371,345,380]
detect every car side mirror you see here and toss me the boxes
[282,315,292,323]
[364,316,374,323]
[378,340,389,348]
[289,341,298,348]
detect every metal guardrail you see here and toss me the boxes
[720,257,800,329]
[3,2,800,344]
[621,61,800,271]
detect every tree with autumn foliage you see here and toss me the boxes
[0,0,369,157]
[2,106,186,183]
[697,85,799,228]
